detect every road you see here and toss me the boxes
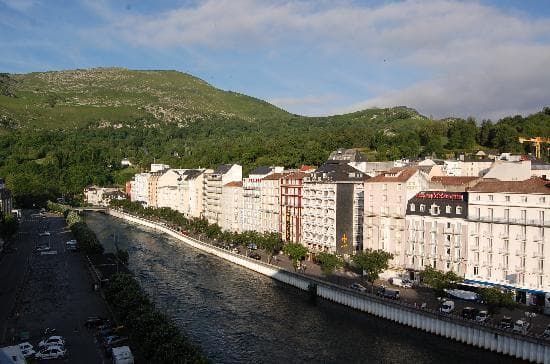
[0,210,111,363]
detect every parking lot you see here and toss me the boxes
[0,210,112,363]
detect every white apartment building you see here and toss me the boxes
[241,166,283,232]
[467,177,550,304]
[364,167,430,267]
[150,163,170,173]
[203,164,242,225]
[156,169,187,213]
[181,169,207,218]
[260,172,287,233]
[301,161,367,256]
[130,173,151,205]
[221,181,243,233]
[405,192,469,277]
[443,159,494,177]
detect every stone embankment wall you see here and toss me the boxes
[108,209,550,364]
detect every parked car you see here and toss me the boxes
[85,316,108,328]
[247,243,258,250]
[38,336,65,349]
[377,287,400,300]
[104,337,129,356]
[499,316,513,329]
[461,307,480,320]
[17,342,35,358]
[248,252,261,260]
[475,310,490,323]
[36,245,50,252]
[35,345,66,360]
[350,283,367,292]
[439,300,455,314]
[512,319,530,334]
[39,231,51,236]
[389,277,413,288]
[111,346,134,364]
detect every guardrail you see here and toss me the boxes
[107,208,550,364]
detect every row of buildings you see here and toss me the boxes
[116,151,550,308]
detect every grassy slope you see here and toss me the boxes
[0,68,292,129]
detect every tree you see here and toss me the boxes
[315,252,343,276]
[479,287,517,314]
[419,266,463,296]
[352,249,393,291]
[0,212,19,240]
[282,243,308,272]
[259,232,283,263]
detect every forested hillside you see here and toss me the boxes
[0,68,548,206]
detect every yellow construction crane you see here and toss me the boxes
[518,136,550,159]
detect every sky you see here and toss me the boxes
[1,0,550,120]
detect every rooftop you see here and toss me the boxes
[249,166,274,175]
[367,167,418,183]
[224,181,243,187]
[431,176,480,186]
[214,164,234,175]
[469,177,550,194]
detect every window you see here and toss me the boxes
[474,266,479,275]
[383,195,387,202]
[521,210,527,221]
[476,195,480,201]
[410,203,415,212]
[488,208,493,221]
[540,197,546,203]
[420,204,425,212]
[456,206,462,214]
[383,184,387,191]
[397,184,402,191]
[489,194,494,201]
[431,205,440,215]
[503,239,509,251]
[504,209,509,222]
[521,196,528,203]
[446,205,451,213]
[447,222,451,229]
[505,195,510,202]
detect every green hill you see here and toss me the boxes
[0,68,292,129]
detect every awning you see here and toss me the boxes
[463,279,548,296]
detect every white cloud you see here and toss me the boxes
[86,0,550,119]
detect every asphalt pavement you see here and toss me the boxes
[0,210,112,363]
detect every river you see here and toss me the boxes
[85,212,524,364]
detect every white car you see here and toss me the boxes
[38,336,65,349]
[512,320,530,334]
[17,342,35,358]
[39,231,51,236]
[475,310,490,323]
[350,283,367,292]
[35,345,66,360]
[389,277,413,288]
[36,245,51,252]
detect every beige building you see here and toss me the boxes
[147,170,166,208]
[156,169,187,213]
[260,173,287,233]
[302,161,367,256]
[203,164,242,225]
[405,192,469,276]
[467,177,550,302]
[221,181,243,233]
[280,171,311,243]
[429,176,481,192]
[364,167,430,267]
[241,166,282,232]
[84,186,125,206]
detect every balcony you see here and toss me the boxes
[498,248,509,255]
[531,267,544,274]
[515,250,526,257]
[532,251,544,258]
[469,215,549,227]
[471,246,480,252]
[515,265,526,272]
[499,232,509,239]
[516,234,526,241]
[533,235,544,242]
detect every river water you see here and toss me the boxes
[85,212,524,364]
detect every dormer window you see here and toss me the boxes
[420,204,425,212]
[430,204,440,216]
[456,206,462,214]
[410,203,415,212]
[445,205,451,213]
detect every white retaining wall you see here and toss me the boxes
[107,209,550,364]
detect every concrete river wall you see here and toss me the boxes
[107,209,550,364]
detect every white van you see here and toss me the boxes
[389,277,413,288]
[112,346,134,364]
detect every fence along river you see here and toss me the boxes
[85,212,527,364]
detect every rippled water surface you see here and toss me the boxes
[86,213,524,364]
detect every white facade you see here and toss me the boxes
[130,173,150,205]
[156,169,187,213]
[260,173,285,233]
[467,178,550,295]
[241,167,282,232]
[221,182,243,232]
[364,167,430,267]
[204,164,242,224]
[150,163,170,173]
